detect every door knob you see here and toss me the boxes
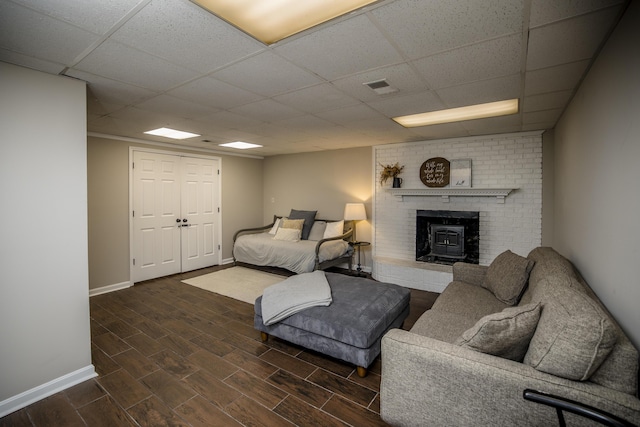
[182,218,188,222]
[176,219,181,223]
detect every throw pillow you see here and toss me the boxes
[482,250,535,305]
[308,221,327,241]
[268,218,281,235]
[288,209,317,240]
[273,227,301,242]
[523,279,617,381]
[281,218,304,231]
[455,303,541,362]
[323,220,344,239]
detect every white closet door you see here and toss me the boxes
[132,151,182,282]
[132,151,220,283]
[180,156,219,272]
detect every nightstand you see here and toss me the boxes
[350,241,370,277]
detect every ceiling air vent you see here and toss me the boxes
[363,79,398,95]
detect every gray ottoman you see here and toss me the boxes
[254,272,410,377]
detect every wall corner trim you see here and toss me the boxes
[0,365,97,418]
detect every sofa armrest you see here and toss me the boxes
[380,329,640,427]
[452,262,487,286]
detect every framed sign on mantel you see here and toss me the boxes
[450,159,472,187]
[420,157,450,187]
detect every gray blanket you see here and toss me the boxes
[261,270,332,325]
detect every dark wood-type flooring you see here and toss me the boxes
[1,265,438,427]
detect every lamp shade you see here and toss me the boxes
[344,203,367,221]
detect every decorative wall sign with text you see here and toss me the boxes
[420,157,450,187]
[450,159,472,187]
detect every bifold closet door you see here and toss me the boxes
[132,151,219,283]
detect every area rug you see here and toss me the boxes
[181,266,285,304]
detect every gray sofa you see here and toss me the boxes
[381,247,640,426]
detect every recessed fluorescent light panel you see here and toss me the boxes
[393,99,520,128]
[144,127,200,140]
[219,141,263,150]
[191,0,379,45]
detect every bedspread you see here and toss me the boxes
[233,232,350,274]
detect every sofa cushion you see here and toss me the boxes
[432,281,509,320]
[288,209,317,240]
[524,279,617,381]
[482,250,535,305]
[455,303,541,362]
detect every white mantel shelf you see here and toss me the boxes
[386,187,517,203]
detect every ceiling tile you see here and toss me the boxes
[523,90,573,113]
[0,48,66,74]
[436,74,521,108]
[75,40,199,91]
[133,94,218,119]
[529,0,623,27]
[461,113,522,134]
[331,63,429,102]
[0,2,100,65]
[10,0,147,34]
[371,0,523,59]
[523,108,564,125]
[212,51,323,97]
[527,8,621,70]
[412,34,522,89]
[525,60,589,95]
[66,69,158,106]
[315,104,387,125]
[109,0,264,73]
[273,83,360,114]
[198,110,264,130]
[229,99,305,122]
[167,76,262,110]
[274,14,403,80]
[368,90,445,117]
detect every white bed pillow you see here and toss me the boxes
[268,218,281,235]
[274,227,301,242]
[323,220,344,239]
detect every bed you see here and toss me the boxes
[233,216,354,274]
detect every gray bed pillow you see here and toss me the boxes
[308,221,327,241]
[288,209,317,240]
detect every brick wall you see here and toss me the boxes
[373,131,542,291]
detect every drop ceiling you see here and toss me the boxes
[0,0,628,156]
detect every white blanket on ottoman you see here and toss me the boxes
[261,270,332,325]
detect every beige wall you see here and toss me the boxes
[263,147,373,268]
[552,2,640,348]
[1,63,94,412]
[87,136,264,290]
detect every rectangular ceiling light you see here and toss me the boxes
[393,99,520,128]
[191,0,379,45]
[219,141,263,150]
[144,127,200,140]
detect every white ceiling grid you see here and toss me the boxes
[0,0,627,156]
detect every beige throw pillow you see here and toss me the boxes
[455,303,541,361]
[281,218,304,231]
[273,227,301,242]
[524,279,617,381]
[482,250,535,305]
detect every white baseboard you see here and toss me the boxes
[222,257,235,265]
[0,365,97,418]
[89,281,132,297]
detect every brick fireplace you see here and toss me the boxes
[372,132,542,292]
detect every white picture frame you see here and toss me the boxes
[450,159,472,187]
